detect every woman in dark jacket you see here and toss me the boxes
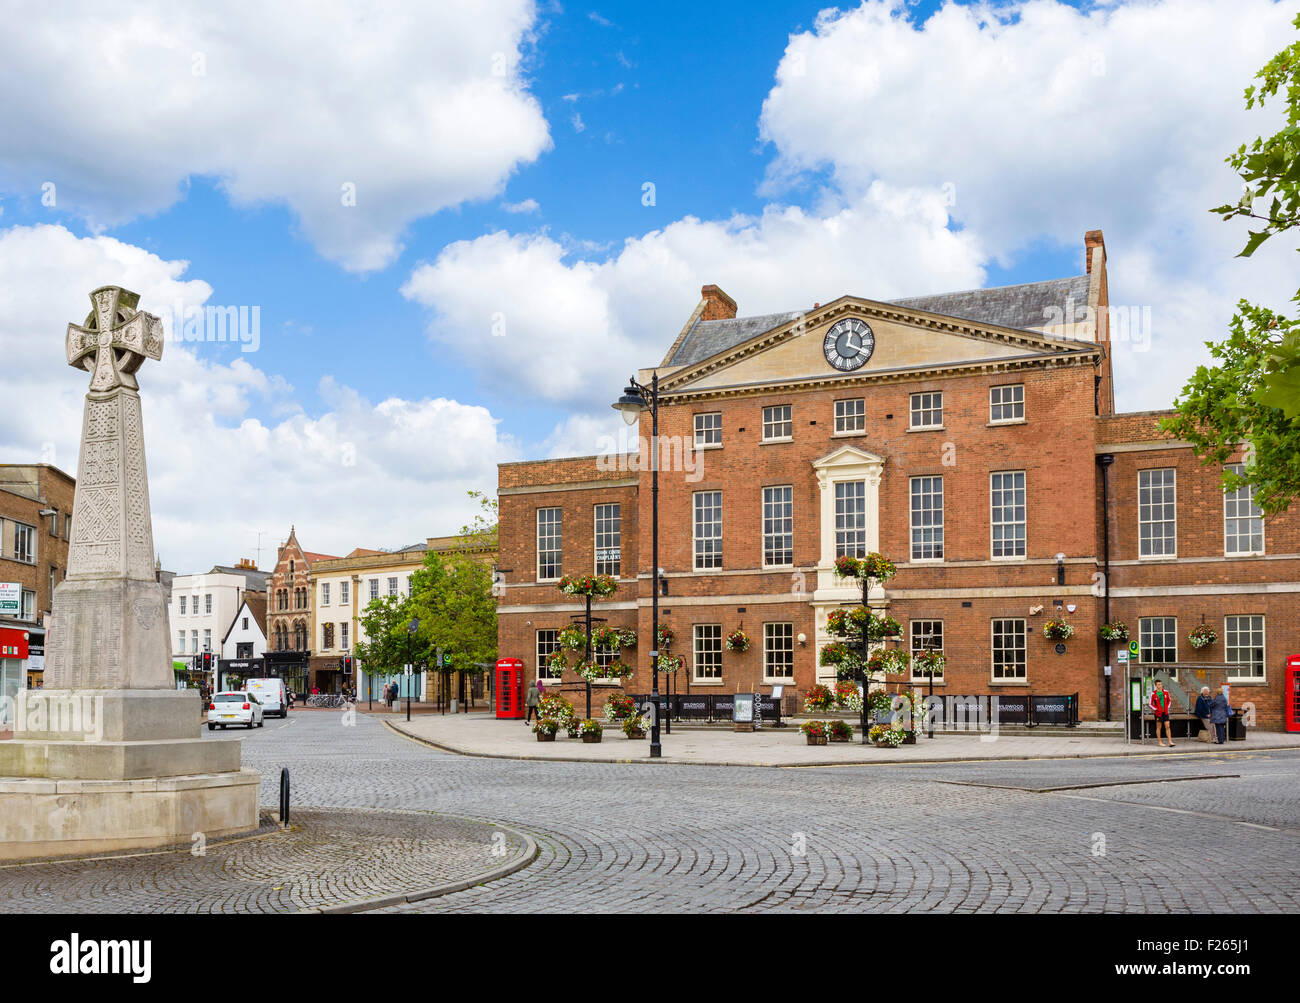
[1194,687,1214,743]
[1209,690,1232,744]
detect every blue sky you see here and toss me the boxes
[0,0,1294,569]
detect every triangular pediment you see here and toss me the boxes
[660,296,1098,396]
[812,443,885,470]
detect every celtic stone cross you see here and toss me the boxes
[65,285,164,391]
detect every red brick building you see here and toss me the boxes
[497,231,1298,729]
[263,526,338,695]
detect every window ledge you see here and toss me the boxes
[988,418,1027,427]
[911,679,946,686]
[906,425,945,433]
[831,430,866,438]
[910,558,945,565]
[763,677,796,685]
[694,442,723,451]
[1137,555,1179,562]
[691,679,725,686]
[990,555,1027,562]
[1224,551,1265,559]
[760,437,794,445]
[989,678,1029,686]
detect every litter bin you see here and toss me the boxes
[1228,713,1246,741]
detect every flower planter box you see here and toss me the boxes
[806,735,828,746]
[829,735,851,743]
[536,732,556,742]
[903,730,916,745]
[581,734,602,744]
[625,729,646,740]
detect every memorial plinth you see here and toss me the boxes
[0,287,259,858]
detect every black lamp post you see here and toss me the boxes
[858,574,871,745]
[613,372,662,759]
[406,617,419,723]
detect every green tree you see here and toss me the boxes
[1166,15,1300,509]
[353,593,412,701]
[405,491,499,698]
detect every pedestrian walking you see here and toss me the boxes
[1149,678,1175,747]
[524,678,540,724]
[1194,686,1214,743]
[1210,688,1232,745]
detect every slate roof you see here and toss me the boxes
[210,564,271,592]
[667,311,806,366]
[665,276,1091,370]
[889,275,1091,333]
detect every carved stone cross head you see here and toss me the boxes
[66,285,164,392]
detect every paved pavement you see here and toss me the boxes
[389,709,1300,766]
[3,710,1299,913]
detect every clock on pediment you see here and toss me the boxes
[822,318,875,372]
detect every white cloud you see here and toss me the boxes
[571,112,586,133]
[402,187,985,412]
[502,198,541,214]
[757,0,1299,408]
[0,224,515,572]
[0,1,551,272]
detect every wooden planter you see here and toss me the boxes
[806,735,828,746]
[536,731,556,742]
[829,735,851,743]
[903,730,917,745]
[581,733,603,744]
[625,729,646,740]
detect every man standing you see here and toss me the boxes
[1194,686,1214,743]
[1210,688,1232,745]
[1149,679,1175,748]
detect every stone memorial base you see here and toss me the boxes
[0,688,239,780]
[0,769,260,861]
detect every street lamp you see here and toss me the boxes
[613,372,662,759]
[406,617,419,723]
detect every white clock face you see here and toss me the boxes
[823,318,875,372]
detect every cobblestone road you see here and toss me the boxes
[5,711,1298,912]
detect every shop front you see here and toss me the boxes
[0,625,32,727]
[264,650,309,701]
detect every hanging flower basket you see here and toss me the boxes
[604,692,636,722]
[725,628,751,653]
[834,681,863,713]
[590,624,621,650]
[866,648,911,677]
[558,625,587,651]
[913,650,945,677]
[800,720,830,745]
[617,628,637,648]
[1042,619,1074,641]
[826,607,868,636]
[558,574,618,597]
[867,614,903,642]
[820,641,852,666]
[1189,624,1218,649]
[656,624,674,648]
[545,652,568,677]
[539,694,575,726]
[804,684,836,714]
[834,552,897,582]
[1099,622,1129,642]
[657,653,682,673]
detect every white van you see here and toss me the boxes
[245,678,288,719]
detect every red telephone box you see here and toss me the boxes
[1286,655,1300,733]
[495,658,524,719]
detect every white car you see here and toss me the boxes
[207,691,265,730]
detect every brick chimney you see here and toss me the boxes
[1085,230,1105,274]
[699,284,737,321]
